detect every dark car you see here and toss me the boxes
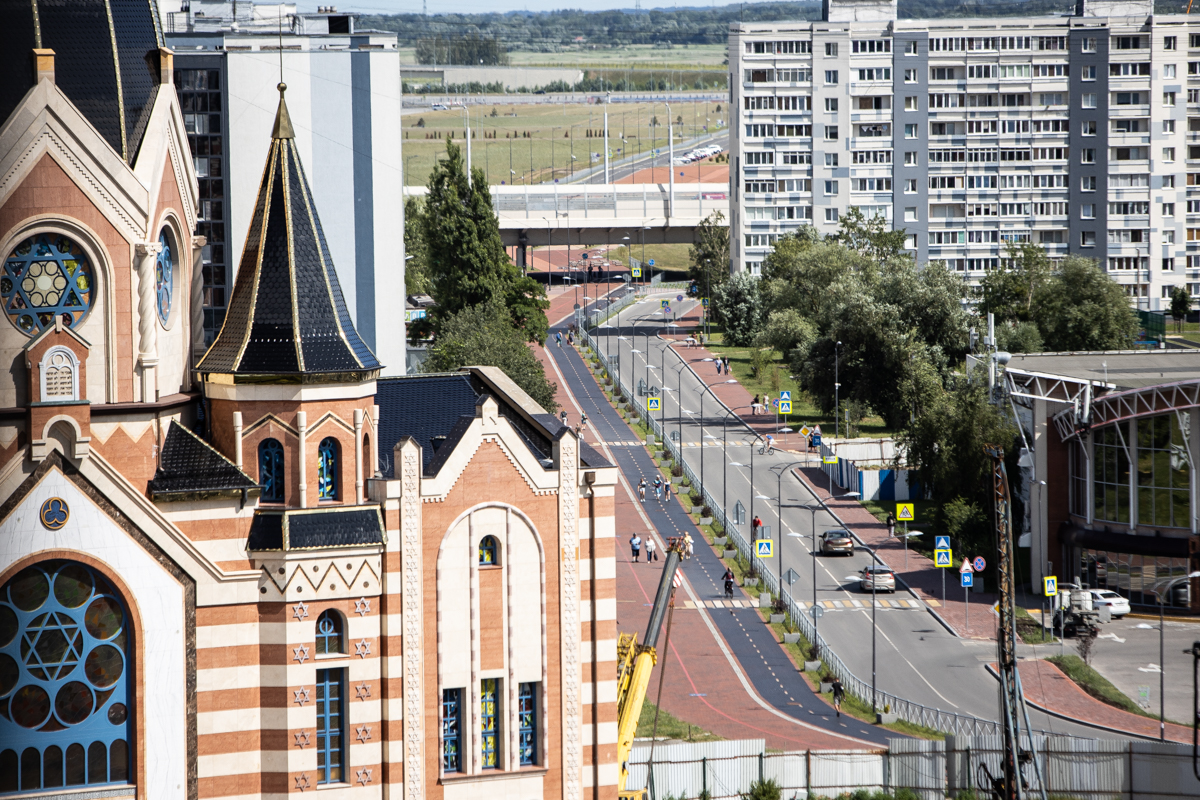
[819,529,854,556]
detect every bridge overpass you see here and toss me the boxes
[403,182,730,265]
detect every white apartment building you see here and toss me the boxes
[730,0,1200,310]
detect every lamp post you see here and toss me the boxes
[692,377,737,501]
[800,501,826,644]
[1156,571,1200,740]
[834,340,842,440]
[722,405,753,527]
[773,461,811,600]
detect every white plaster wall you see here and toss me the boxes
[0,468,187,800]
[507,513,543,685]
[438,516,471,690]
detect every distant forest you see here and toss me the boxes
[360,0,1189,62]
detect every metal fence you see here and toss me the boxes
[578,323,1056,741]
[624,736,1200,800]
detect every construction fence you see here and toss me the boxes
[626,736,1200,800]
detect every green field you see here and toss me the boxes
[398,43,728,70]
[608,244,693,273]
[401,101,727,186]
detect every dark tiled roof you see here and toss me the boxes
[197,87,380,378]
[376,374,481,476]
[247,507,385,551]
[579,442,612,469]
[149,421,257,498]
[1,0,163,163]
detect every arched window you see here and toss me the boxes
[40,347,79,402]
[2,234,95,335]
[155,230,173,325]
[362,435,371,483]
[478,535,499,566]
[315,610,344,655]
[317,438,339,501]
[258,439,285,503]
[0,560,132,792]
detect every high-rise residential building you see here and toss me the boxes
[165,2,406,371]
[730,0,1198,310]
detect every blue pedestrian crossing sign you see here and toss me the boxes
[755,540,774,558]
[1044,576,1058,597]
[632,267,642,277]
[961,572,974,588]
[934,549,953,568]
[702,297,710,307]
[660,299,669,308]
[935,535,951,550]
[780,390,792,401]
[779,400,793,414]
[647,397,661,411]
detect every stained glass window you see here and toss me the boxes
[156,231,173,325]
[3,235,94,335]
[518,682,536,766]
[315,669,344,784]
[479,536,498,565]
[315,611,343,655]
[442,689,461,773]
[258,439,284,503]
[480,678,498,769]
[0,560,132,793]
[318,438,339,501]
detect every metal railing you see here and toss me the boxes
[578,321,1080,741]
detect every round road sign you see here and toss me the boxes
[677,294,684,302]
[973,556,987,572]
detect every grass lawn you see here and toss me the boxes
[608,243,693,273]
[703,332,893,439]
[635,700,722,742]
[1015,606,1057,645]
[401,100,728,187]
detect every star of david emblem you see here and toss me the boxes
[292,601,309,621]
[294,731,310,748]
[354,597,371,616]
[292,645,310,664]
[355,682,372,700]
[293,687,310,706]
[355,723,372,743]
[294,775,310,791]
[354,639,371,659]
[356,768,372,786]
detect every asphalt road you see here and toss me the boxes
[583,295,1111,740]
[1086,617,1200,724]
[568,130,729,185]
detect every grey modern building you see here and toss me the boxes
[164,3,406,373]
[730,0,1198,311]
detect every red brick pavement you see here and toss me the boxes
[1012,660,1191,742]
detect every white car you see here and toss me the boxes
[1088,589,1130,619]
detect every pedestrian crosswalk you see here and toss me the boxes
[682,598,924,610]
[598,440,725,448]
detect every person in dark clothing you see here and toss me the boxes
[831,679,845,716]
[886,513,896,538]
[722,568,735,598]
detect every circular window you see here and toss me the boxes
[2,234,95,335]
[156,230,173,326]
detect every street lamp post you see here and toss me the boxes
[774,461,810,598]
[692,376,737,503]
[800,501,826,645]
[723,405,753,528]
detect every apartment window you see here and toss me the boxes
[824,98,838,112]
[1081,121,1096,137]
[1038,93,1065,106]
[905,41,918,55]
[1081,148,1096,164]
[930,122,954,135]
[825,208,840,222]
[853,40,891,54]
[1166,64,1178,79]
[1081,204,1096,219]
[1165,120,1177,134]
[857,67,891,81]
[1166,230,1177,244]
[825,70,838,84]
[1115,92,1143,105]
[316,669,346,784]
[905,178,918,193]
[1166,36,1178,51]
[1165,147,1177,162]
[1081,231,1096,247]
[1114,36,1145,50]
[904,151,918,165]
[904,69,918,83]
[824,180,839,196]
[825,153,839,167]
[825,125,839,140]
[1082,65,1097,81]
[1111,62,1150,77]
[1165,91,1178,107]
[905,96,918,111]
[858,96,890,110]
[1164,258,1177,271]
[905,123,918,139]
[1082,176,1097,192]
[904,207,918,222]
[825,42,838,57]
[481,679,499,769]
[1165,175,1177,188]
[1082,93,1097,108]
[518,683,537,766]
[1112,118,1148,133]
[443,689,462,772]
[1112,147,1148,160]
[1083,37,1097,52]
[930,67,956,81]
[1165,203,1177,216]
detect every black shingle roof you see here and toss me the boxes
[247,507,385,551]
[149,421,257,498]
[196,86,380,378]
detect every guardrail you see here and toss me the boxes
[577,320,1076,741]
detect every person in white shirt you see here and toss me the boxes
[644,536,658,562]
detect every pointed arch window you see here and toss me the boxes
[315,610,344,655]
[318,438,339,501]
[258,439,285,503]
[155,230,173,325]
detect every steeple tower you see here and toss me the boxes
[197,83,381,382]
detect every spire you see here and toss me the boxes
[197,89,381,381]
[272,82,294,140]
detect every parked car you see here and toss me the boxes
[859,566,896,593]
[819,529,854,556]
[1087,589,1130,618]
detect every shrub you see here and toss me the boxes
[671,464,683,478]
[701,505,713,517]
[772,596,787,614]
[740,778,781,800]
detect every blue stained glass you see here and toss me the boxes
[318,438,338,501]
[442,689,461,773]
[315,669,344,784]
[518,682,536,766]
[315,611,342,655]
[156,231,173,325]
[258,439,284,503]
[0,561,131,793]
[479,536,498,565]
[3,235,94,335]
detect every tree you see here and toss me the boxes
[835,206,909,263]
[422,139,548,344]
[995,321,1044,354]
[422,298,558,412]
[403,196,431,296]
[978,242,1051,324]
[687,210,729,294]
[1171,285,1192,333]
[1033,256,1138,352]
[754,308,816,362]
[712,271,763,346]
[759,231,861,322]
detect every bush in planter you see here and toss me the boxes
[772,596,788,614]
[701,505,712,517]
[671,464,683,478]
[689,491,704,507]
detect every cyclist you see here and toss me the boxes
[758,434,775,455]
[831,678,845,717]
[722,567,735,599]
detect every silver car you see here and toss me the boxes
[819,529,855,556]
[859,566,896,593]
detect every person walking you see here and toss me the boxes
[638,478,647,503]
[724,356,731,374]
[555,331,562,348]
[831,678,845,717]
[653,476,664,502]
[886,513,896,538]
[630,533,642,563]
[716,359,723,376]
[751,395,760,416]
[644,536,657,562]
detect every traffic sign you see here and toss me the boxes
[779,400,793,414]
[812,433,822,447]
[701,297,710,307]
[959,558,974,574]
[934,535,950,550]
[677,294,684,302]
[780,390,792,401]
[934,549,953,568]
[973,556,987,572]
[961,572,974,588]
[756,540,774,557]
[1043,576,1058,597]
[632,267,642,277]
[582,253,589,260]
[648,259,655,266]
[647,397,661,411]
[809,605,824,619]
[799,426,812,437]
[660,299,669,308]
[823,456,838,464]
[896,503,915,522]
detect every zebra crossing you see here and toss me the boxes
[682,598,925,611]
